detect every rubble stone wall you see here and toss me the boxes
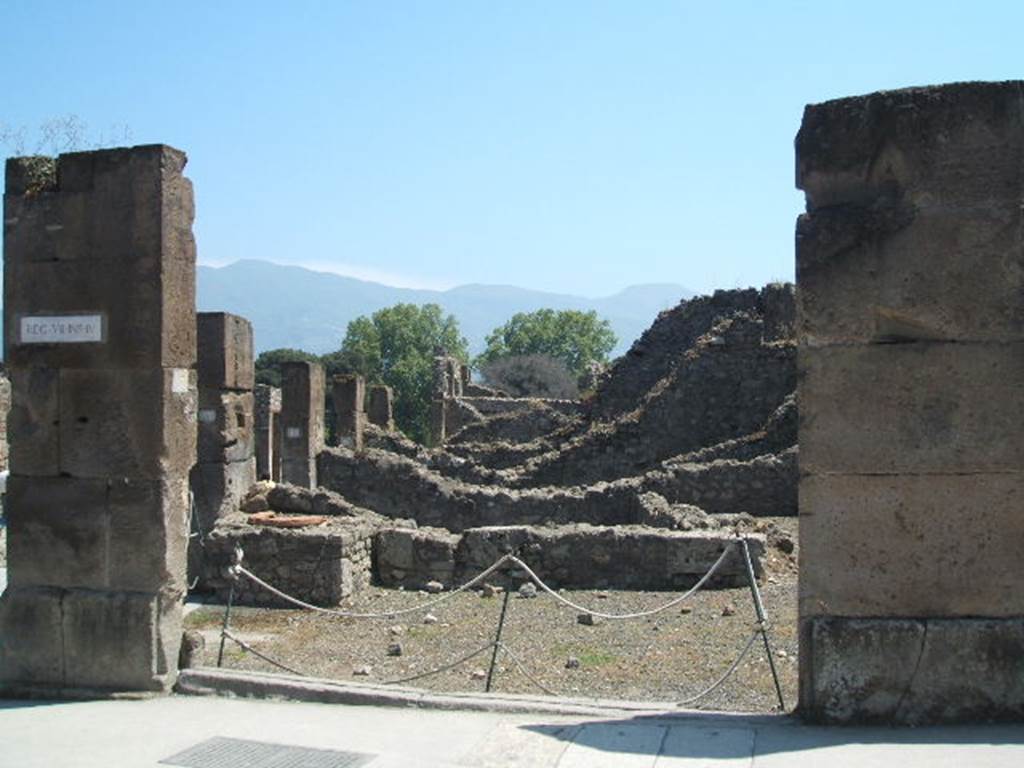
[375,524,765,591]
[203,518,375,607]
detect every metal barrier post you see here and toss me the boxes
[485,589,511,692]
[740,536,785,710]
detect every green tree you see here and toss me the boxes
[334,304,467,444]
[477,309,617,377]
[254,348,320,388]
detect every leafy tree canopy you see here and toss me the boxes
[477,309,617,377]
[334,303,467,444]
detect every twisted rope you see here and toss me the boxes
[234,552,513,619]
[507,541,736,620]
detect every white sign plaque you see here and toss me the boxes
[198,409,217,423]
[171,368,191,394]
[286,427,303,439]
[20,314,103,344]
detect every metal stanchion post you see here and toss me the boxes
[740,536,785,711]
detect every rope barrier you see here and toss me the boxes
[234,552,513,619]
[383,640,497,686]
[507,541,736,620]
[676,630,760,706]
[221,629,307,677]
[219,535,783,709]
[496,642,560,697]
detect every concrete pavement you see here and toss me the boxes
[1,690,1022,767]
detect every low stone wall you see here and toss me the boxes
[374,524,765,591]
[374,526,460,589]
[447,400,579,446]
[203,516,375,607]
[317,445,795,533]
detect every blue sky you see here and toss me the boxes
[2,1,1021,297]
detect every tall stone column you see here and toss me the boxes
[254,384,282,481]
[0,145,197,693]
[796,82,1024,723]
[330,374,365,450]
[193,312,255,533]
[367,384,394,431]
[280,361,325,488]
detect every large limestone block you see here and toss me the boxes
[799,342,1024,474]
[281,361,325,447]
[796,202,1024,345]
[62,589,180,692]
[190,459,256,532]
[801,616,1024,724]
[197,389,255,464]
[197,312,254,391]
[5,475,189,594]
[797,82,1024,212]
[799,473,1024,618]
[3,146,196,370]
[0,586,65,686]
[6,366,59,476]
[57,366,196,480]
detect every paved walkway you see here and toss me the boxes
[2,693,1022,767]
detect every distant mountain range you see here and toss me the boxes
[197,260,692,356]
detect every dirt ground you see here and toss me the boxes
[186,517,799,713]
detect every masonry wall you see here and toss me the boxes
[796,82,1024,724]
[0,146,197,693]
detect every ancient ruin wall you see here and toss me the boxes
[796,82,1024,724]
[0,146,197,694]
[514,313,795,487]
[589,284,794,420]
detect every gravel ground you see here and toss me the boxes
[186,517,799,713]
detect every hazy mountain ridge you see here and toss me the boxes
[197,260,692,356]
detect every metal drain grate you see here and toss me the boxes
[160,736,375,768]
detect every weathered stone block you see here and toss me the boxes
[0,586,65,687]
[58,367,196,479]
[197,389,255,464]
[62,588,177,692]
[6,475,189,594]
[374,527,459,589]
[797,204,1024,344]
[4,146,196,370]
[799,473,1024,618]
[197,312,254,391]
[799,342,1024,474]
[191,459,256,533]
[280,361,325,488]
[6,366,59,476]
[797,82,1024,212]
[367,385,394,429]
[801,616,1024,724]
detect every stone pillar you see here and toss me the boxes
[0,371,10,471]
[0,145,197,694]
[367,384,394,431]
[193,312,255,536]
[796,82,1024,724]
[280,361,324,488]
[330,374,365,450]
[254,384,282,481]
